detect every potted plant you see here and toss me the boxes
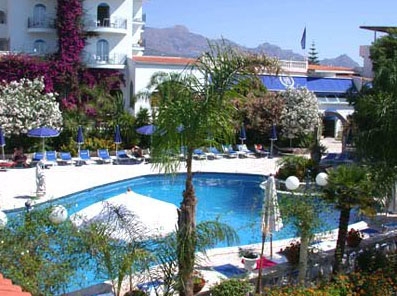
[193,270,206,294]
[238,247,259,271]
[346,228,363,247]
[279,241,301,265]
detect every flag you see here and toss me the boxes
[300,27,306,50]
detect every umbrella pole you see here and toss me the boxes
[256,232,267,294]
[42,138,45,159]
[269,139,274,159]
[270,233,273,258]
[1,146,4,161]
[116,144,118,164]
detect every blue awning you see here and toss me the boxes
[260,75,356,94]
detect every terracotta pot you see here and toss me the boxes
[347,237,362,247]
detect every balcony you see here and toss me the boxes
[27,17,56,33]
[82,52,126,69]
[84,17,127,35]
[279,60,308,73]
[132,13,146,25]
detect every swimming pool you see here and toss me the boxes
[13,172,346,247]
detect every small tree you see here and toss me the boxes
[0,77,63,136]
[308,42,320,65]
[0,206,86,295]
[322,164,376,273]
[280,191,324,285]
[79,203,152,296]
[279,87,320,147]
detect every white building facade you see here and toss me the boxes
[0,0,145,109]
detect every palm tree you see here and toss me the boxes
[146,41,279,296]
[322,164,376,273]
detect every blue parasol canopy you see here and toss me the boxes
[0,127,5,161]
[27,127,60,154]
[28,127,60,138]
[136,124,156,135]
[239,124,246,144]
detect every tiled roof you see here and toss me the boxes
[132,55,196,66]
[0,274,31,296]
[308,64,354,72]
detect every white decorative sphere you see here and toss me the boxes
[285,176,300,191]
[0,211,7,228]
[49,205,68,224]
[316,172,328,187]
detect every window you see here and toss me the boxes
[96,39,109,62]
[0,11,6,24]
[33,4,46,26]
[34,40,46,54]
[97,3,110,26]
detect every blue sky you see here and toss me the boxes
[143,0,395,65]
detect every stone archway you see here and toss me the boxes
[322,110,351,152]
[322,111,346,138]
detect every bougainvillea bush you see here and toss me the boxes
[0,77,62,136]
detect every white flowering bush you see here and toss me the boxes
[0,77,62,135]
[280,87,320,141]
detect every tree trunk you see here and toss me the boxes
[297,231,310,285]
[333,208,351,274]
[177,152,197,296]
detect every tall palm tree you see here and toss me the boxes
[146,41,279,296]
[322,164,376,273]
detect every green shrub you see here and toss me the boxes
[209,278,253,296]
[275,155,316,183]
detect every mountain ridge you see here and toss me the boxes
[142,25,361,69]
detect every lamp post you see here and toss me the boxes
[0,210,7,228]
[48,205,68,224]
[285,171,328,285]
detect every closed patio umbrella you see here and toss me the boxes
[239,123,247,144]
[77,126,84,156]
[0,127,5,161]
[269,124,277,159]
[114,125,122,155]
[257,174,283,292]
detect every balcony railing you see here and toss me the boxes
[84,17,127,30]
[280,60,308,73]
[133,13,146,23]
[27,17,56,29]
[82,52,126,67]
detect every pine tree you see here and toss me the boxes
[308,41,320,65]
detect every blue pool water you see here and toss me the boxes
[9,172,345,246]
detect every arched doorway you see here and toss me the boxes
[322,110,347,139]
[97,3,110,27]
[96,39,109,62]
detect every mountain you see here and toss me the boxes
[143,26,360,68]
